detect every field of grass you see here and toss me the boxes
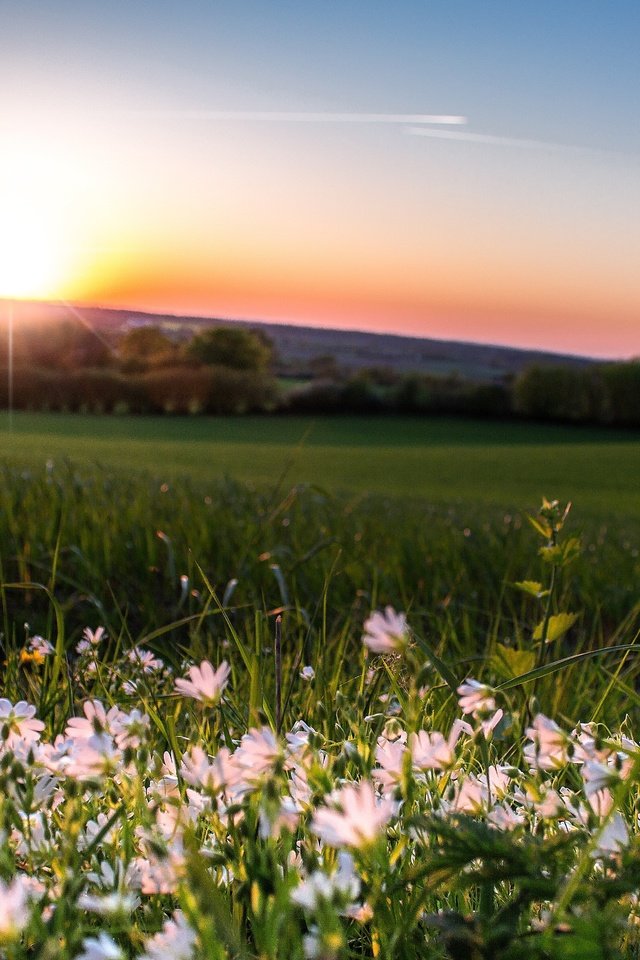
[2,415,640,958]
[1,411,640,517]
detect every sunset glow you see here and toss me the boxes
[2,2,639,357]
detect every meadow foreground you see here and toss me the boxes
[2,483,640,958]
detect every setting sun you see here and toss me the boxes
[0,197,64,299]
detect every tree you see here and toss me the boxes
[185,326,272,372]
[119,326,177,370]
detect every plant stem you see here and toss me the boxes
[274,614,282,733]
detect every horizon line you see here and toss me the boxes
[2,296,626,364]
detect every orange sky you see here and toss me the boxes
[2,3,639,358]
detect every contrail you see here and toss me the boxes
[405,125,624,157]
[130,109,468,126]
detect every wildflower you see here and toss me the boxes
[77,891,139,915]
[65,700,123,740]
[75,932,123,960]
[457,679,496,717]
[285,720,318,765]
[311,780,396,848]
[0,876,30,943]
[451,774,485,814]
[292,852,360,910]
[259,795,299,839]
[362,606,408,654]
[234,726,281,783]
[139,911,196,960]
[67,733,123,779]
[525,714,571,771]
[112,708,150,750]
[174,660,230,706]
[300,665,315,681]
[179,745,237,793]
[130,837,185,894]
[487,803,525,831]
[411,730,456,772]
[373,734,407,790]
[76,626,106,655]
[0,699,45,749]
[592,812,629,858]
[127,648,164,673]
[20,635,54,665]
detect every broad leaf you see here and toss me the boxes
[533,612,579,643]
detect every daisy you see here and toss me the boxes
[234,727,281,783]
[0,699,45,749]
[457,679,497,717]
[174,660,230,706]
[311,780,396,849]
[362,607,408,654]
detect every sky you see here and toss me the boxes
[1,1,639,358]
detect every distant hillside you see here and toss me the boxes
[5,300,595,383]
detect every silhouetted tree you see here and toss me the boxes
[119,326,177,370]
[185,326,272,372]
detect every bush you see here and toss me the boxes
[142,365,277,414]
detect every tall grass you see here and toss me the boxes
[1,461,640,725]
[2,469,640,958]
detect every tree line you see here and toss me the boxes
[0,316,638,424]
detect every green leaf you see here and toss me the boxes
[413,632,459,694]
[491,643,536,680]
[533,612,579,643]
[513,580,549,599]
[527,513,552,539]
[497,643,640,691]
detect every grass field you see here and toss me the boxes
[1,411,639,517]
[3,414,640,957]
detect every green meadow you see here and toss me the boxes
[1,411,639,517]
[4,414,640,957]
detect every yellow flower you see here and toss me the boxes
[19,649,45,666]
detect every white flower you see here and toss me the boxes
[76,626,106,654]
[127,648,164,673]
[300,665,315,681]
[139,911,195,960]
[311,780,396,848]
[451,774,485,814]
[410,722,473,773]
[373,736,406,790]
[524,714,571,771]
[592,812,629,858]
[77,891,139,915]
[234,727,281,783]
[0,699,45,749]
[362,607,408,654]
[0,876,30,942]
[457,679,496,717]
[67,733,123,779]
[75,932,123,960]
[65,701,123,740]
[28,635,55,657]
[174,660,230,706]
[487,803,525,831]
[292,852,360,910]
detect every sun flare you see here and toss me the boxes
[0,197,65,299]
[0,141,84,301]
